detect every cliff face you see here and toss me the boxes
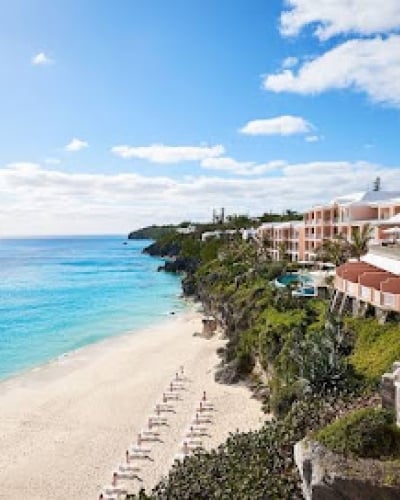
[294,439,400,500]
[144,239,183,258]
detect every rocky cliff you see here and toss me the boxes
[295,439,400,500]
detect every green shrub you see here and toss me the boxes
[236,350,255,376]
[345,318,400,382]
[315,408,400,459]
[263,261,286,281]
[270,380,308,418]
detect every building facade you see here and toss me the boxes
[257,191,400,263]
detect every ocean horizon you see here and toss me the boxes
[0,236,184,381]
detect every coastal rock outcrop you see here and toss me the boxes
[294,439,400,500]
[158,256,198,273]
[145,240,183,258]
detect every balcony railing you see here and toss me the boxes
[383,293,395,307]
[361,286,370,300]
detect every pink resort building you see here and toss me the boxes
[256,191,400,317]
[257,191,400,263]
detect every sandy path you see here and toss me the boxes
[0,309,264,499]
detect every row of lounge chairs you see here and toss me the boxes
[98,367,214,500]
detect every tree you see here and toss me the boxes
[373,176,381,191]
[348,224,373,260]
[278,241,289,262]
[315,238,348,266]
[257,232,272,262]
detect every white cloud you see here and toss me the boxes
[65,138,89,152]
[305,135,321,143]
[240,115,312,136]
[280,0,400,40]
[200,157,285,176]
[31,52,53,65]
[111,144,225,163]
[282,56,298,69]
[264,35,400,107]
[1,160,399,236]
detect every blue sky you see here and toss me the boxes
[1,0,400,235]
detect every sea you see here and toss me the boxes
[0,236,184,381]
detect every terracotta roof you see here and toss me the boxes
[337,261,400,291]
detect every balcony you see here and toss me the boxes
[360,286,371,300]
[383,293,395,308]
[334,262,400,313]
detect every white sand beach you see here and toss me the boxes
[0,308,264,499]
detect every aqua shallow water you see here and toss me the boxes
[0,237,184,381]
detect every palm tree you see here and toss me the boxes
[348,224,373,260]
[315,238,347,266]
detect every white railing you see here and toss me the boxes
[346,282,357,296]
[383,293,395,307]
[361,286,370,299]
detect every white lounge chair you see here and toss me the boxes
[126,450,151,460]
[191,413,212,425]
[98,491,120,500]
[118,463,141,473]
[149,416,168,424]
[112,468,140,481]
[185,426,207,438]
[196,401,214,412]
[169,381,185,390]
[163,392,180,401]
[130,444,151,454]
[140,428,160,438]
[101,483,128,496]
[154,403,175,413]
[189,423,208,432]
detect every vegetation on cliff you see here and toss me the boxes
[344,317,400,382]
[315,408,400,459]
[128,225,177,240]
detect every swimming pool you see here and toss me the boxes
[275,273,313,286]
[274,273,317,296]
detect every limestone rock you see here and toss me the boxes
[215,360,241,385]
[294,439,400,500]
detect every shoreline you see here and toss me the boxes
[0,291,191,387]
[0,307,265,499]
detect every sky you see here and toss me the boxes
[1,0,400,236]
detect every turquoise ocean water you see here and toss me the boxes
[0,236,184,381]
